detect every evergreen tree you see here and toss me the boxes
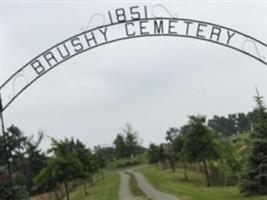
[240,94,267,195]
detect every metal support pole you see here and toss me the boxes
[0,94,15,199]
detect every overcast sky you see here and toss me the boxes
[1,1,267,149]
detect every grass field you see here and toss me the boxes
[69,171,120,200]
[140,166,267,200]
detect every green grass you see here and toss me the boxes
[128,172,151,200]
[140,166,267,200]
[69,171,120,200]
[108,154,147,169]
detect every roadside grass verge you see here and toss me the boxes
[69,170,120,200]
[140,166,267,200]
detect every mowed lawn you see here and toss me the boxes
[140,166,267,200]
[69,171,120,200]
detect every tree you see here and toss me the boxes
[113,124,141,160]
[70,138,95,194]
[147,144,160,164]
[92,146,107,180]
[6,125,27,172]
[2,125,28,199]
[21,132,46,195]
[113,134,126,159]
[124,124,139,158]
[97,146,115,163]
[33,158,59,197]
[208,115,236,137]
[240,94,267,195]
[208,113,251,137]
[176,125,190,181]
[165,127,179,172]
[183,115,220,187]
[35,139,83,200]
[236,113,250,133]
[0,126,47,198]
[147,143,166,166]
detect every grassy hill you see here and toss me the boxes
[31,171,120,200]
[140,166,267,200]
[69,171,120,200]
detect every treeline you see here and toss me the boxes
[0,123,144,200]
[113,124,145,167]
[33,138,110,200]
[0,128,109,200]
[208,112,256,137]
[147,94,267,196]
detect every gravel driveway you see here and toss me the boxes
[120,167,180,200]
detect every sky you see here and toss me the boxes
[1,1,267,149]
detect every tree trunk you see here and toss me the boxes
[84,182,88,196]
[156,162,160,170]
[203,160,211,187]
[64,181,70,200]
[101,170,104,179]
[169,159,176,172]
[183,162,188,181]
[171,163,176,172]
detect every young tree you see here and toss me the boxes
[92,145,107,180]
[33,159,58,197]
[113,134,126,159]
[36,139,83,200]
[176,126,190,181]
[240,94,267,195]
[70,138,95,194]
[124,124,139,158]
[165,127,179,172]
[183,115,220,187]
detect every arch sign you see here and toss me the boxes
[0,5,267,113]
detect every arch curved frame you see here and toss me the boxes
[0,17,267,112]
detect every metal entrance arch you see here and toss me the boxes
[0,17,267,112]
[0,6,267,198]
